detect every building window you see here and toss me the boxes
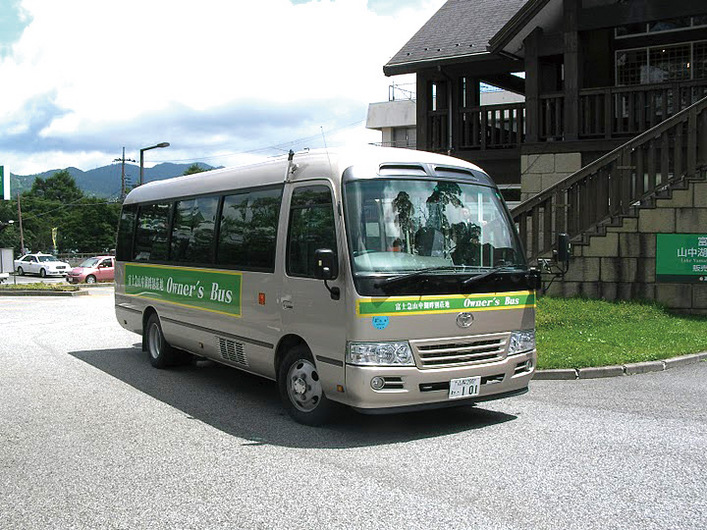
[616,41,707,85]
[648,44,691,83]
[695,41,707,80]
[616,16,707,38]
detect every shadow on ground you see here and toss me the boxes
[70,345,517,449]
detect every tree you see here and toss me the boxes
[5,170,121,254]
[30,170,84,203]
[183,164,207,176]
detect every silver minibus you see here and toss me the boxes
[115,146,538,425]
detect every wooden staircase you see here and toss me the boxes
[512,95,707,262]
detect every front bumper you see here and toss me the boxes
[341,349,535,411]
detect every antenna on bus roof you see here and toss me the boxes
[285,149,298,182]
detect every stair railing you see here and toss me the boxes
[512,95,707,262]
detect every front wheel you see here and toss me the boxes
[85,275,96,284]
[39,268,46,278]
[278,346,336,426]
[145,313,177,368]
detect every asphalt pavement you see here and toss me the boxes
[0,289,705,529]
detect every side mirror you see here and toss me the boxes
[313,248,338,281]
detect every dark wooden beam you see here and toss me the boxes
[524,27,542,143]
[479,74,526,95]
[416,74,429,152]
[563,0,580,141]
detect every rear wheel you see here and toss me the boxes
[85,275,96,284]
[145,313,177,368]
[278,346,336,426]
[17,266,24,276]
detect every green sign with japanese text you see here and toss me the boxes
[357,290,535,317]
[656,234,707,283]
[125,263,242,316]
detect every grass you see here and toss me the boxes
[536,297,707,369]
[0,282,79,291]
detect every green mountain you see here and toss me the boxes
[9,162,216,198]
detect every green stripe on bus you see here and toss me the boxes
[357,291,535,317]
[125,263,242,317]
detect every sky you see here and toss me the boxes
[0,0,446,176]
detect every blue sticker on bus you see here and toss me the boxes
[372,316,389,330]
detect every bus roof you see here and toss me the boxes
[123,146,492,205]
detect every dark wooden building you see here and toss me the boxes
[384,0,707,198]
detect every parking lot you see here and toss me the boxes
[1,290,705,529]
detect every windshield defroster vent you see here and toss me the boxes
[378,164,427,177]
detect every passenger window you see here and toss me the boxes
[217,187,282,271]
[287,185,336,278]
[133,203,171,262]
[170,195,220,264]
[116,205,137,261]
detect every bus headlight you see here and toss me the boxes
[508,330,535,355]
[347,341,414,366]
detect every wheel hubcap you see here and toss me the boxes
[287,359,322,412]
[148,324,162,359]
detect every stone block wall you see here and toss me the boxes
[546,179,707,315]
[520,153,582,201]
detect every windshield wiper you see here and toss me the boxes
[373,266,466,289]
[461,265,523,286]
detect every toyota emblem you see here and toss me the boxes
[456,312,474,328]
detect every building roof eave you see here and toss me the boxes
[384,51,492,77]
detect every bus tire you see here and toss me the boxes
[278,346,335,426]
[145,313,177,368]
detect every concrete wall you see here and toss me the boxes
[520,152,582,201]
[546,178,707,315]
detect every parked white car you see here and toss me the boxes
[14,253,71,277]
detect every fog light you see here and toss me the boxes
[370,376,385,390]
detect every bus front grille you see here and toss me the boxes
[410,333,509,368]
[218,337,248,366]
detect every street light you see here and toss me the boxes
[139,142,170,186]
[0,220,14,232]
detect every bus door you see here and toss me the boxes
[280,182,347,396]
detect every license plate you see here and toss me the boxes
[449,376,481,399]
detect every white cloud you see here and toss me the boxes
[0,0,445,175]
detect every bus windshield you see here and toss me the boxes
[344,179,525,276]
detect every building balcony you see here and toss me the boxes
[426,79,707,153]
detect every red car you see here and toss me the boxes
[66,256,115,284]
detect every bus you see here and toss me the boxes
[115,146,538,425]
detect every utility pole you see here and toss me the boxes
[114,147,136,200]
[17,192,25,254]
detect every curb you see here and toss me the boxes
[65,281,114,286]
[533,352,707,380]
[0,289,87,297]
